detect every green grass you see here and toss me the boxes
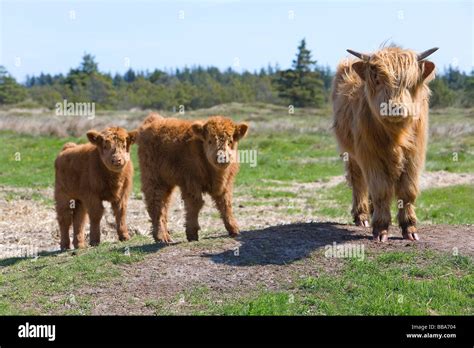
[417,185,474,224]
[201,251,473,315]
[237,132,342,185]
[309,183,474,224]
[0,236,150,315]
[426,138,474,173]
[0,131,82,188]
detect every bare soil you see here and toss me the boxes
[82,223,473,315]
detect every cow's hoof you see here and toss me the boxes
[229,232,240,238]
[373,228,389,243]
[354,216,370,227]
[402,226,419,241]
[359,220,370,227]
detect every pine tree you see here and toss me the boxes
[275,39,325,107]
[80,53,99,75]
[0,66,27,104]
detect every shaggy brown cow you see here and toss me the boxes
[332,46,438,242]
[136,114,248,243]
[54,127,137,249]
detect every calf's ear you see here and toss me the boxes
[420,60,436,81]
[352,61,366,81]
[233,123,249,141]
[191,122,206,140]
[87,130,102,145]
[127,130,138,145]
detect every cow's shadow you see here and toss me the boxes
[202,222,370,266]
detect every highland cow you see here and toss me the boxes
[332,46,438,242]
[136,114,248,243]
[54,127,137,249]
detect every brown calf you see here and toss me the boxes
[54,127,137,249]
[136,114,248,243]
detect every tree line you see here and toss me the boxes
[0,39,472,110]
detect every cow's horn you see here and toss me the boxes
[346,49,370,61]
[418,47,439,61]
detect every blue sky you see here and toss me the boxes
[1,0,472,83]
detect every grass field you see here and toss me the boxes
[0,103,473,315]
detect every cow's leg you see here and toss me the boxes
[112,199,130,242]
[72,200,87,249]
[56,196,72,250]
[87,199,104,246]
[366,173,393,243]
[212,189,239,237]
[395,171,420,241]
[182,191,204,242]
[346,158,370,227]
[144,187,173,244]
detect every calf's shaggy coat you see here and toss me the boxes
[54,127,137,249]
[332,46,438,242]
[136,113,248,243]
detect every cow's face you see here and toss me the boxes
[87,127,137,172]
[351,48,435,121]
[192,117,248,170]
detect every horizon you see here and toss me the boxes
[1,0,473,83]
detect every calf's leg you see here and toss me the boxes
[144,187,173,244]
[72,200,87,249]
[212,189,239,237]
[87,199,104,246]
[112,200,130,242]
[182,191,204,242]
[56,196,73,250]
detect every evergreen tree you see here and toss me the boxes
[80,53,99,74]
[0,66,27,104]
[275,39,325,107]
[123,68,136,83]
[430,78,456,107]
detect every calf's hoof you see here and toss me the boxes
[229,231,240,238]
[60,244,71,251]
[225,223,240,237]
[185,226,200,242]
[154,232,173,245]
[119,234,130,242]
[186,235,199,242]
[402,225,419,241]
